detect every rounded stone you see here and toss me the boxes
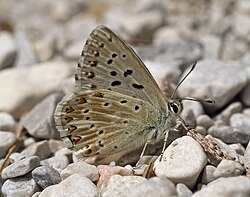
[196,114,213,129]
[0,131,17,158]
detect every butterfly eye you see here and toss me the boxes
[169,102,180,114]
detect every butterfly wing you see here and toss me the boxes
[55,89,162,164]
[76,25,167,109]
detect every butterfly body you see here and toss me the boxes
[55,25,183,164]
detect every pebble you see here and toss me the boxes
[154,136,207,189]
[195,126,207,136]
[193,176,250,197]
[213,159,245,178]
[102,175,146,197]
[41,155,69,172]
[176,183,193,197]
[0,61,73,118]
[39,174,100,197]
[128,177,177,197]
[178,60,248,112]
[200,35,221,59]
[22,93,63,139]
[196,114,213,129]
[229,113,250,144]
[54,147,73,161]
[32,166,61,189]
[9,152,25,163]
[153,26,182,44]
[229,143,245,155]
[0,112,16,132]
[201,165,216,184]
[240,67,250,106]
[0,131,17,158]
[21,140,52,160]
[1,156,40,179]
[48,139,66,154]
[1,174,40,196]
[216,102,243,124]
[181,100,204,119]
[60,161,99,181]
[0,32,17,69]
[244,141,250,167]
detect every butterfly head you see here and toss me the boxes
[168,99,183,116]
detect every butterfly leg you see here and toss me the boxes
[159,130,169,161]
[135,141,149,166]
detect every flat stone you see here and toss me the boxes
[154,136,207,189]
[0,61,73,118]
[128,177,177,197]
[176,183,193,197]
[32,166,61,189]
[60,161,99,181]
[193,176,250,197]
[1,156,40,179]
[1,174,40,196]
[0,112,16,131]
[22,93,63,139]
[21,140,52,160]
[39,174,100,197]
[0,131,17,158]
[102,175,146,197]
[41,155,69,172]
[229,113,250,144]
[214,159,245,178]
[0,32,17,69]
[201,165,216,184]
[178,60,248,112]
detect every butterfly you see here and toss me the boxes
[54,25,187,165]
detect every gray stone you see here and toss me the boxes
[0,61,73,118]
[39,174,100,197]
[0,32,17,69]
[176,183,193,197]
[23,137,36,148]
[41,155,69,172]
[154,136,207,189]
[178,60,248,112]
[102,175,146,197]
[229,143,245,155]
[181,100,204,120]
[213,159,245,178]
[200,35,221,59]
[201,165,216,184]
[216,102,243,124]
[208,124,249,144]
[1,156,40,179]
[153,26,182,44]
[34,35,56,61]
[22,93,63,139]
[195,126,207,136]
[1,174,40,197]
[244,141,250,167]
[128,177,177,197]
[48,139,66,153]
[32,166,61,189]
[193,176,250,197]
[243,108,250,116]
[234,15,250,38]
[54,147,73,161]
[229,113,250,144]
[21,140,52,160]
[9,152,25,163]
[240,67,250,106]
[60,161,99,181]
[0,131,17,158]
[196,114,213,129]
[0,112,16,131]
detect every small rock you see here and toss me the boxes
[0,61,73,118]
[60,161,99,181]
[178,60,248,112]
[63,40,83,60]
[22,93,63,139]
[97,165,133,188]
[200,35,221,59]
[1,156,40,179]
[229,113,250,144]
[0,131,17,158]
[34,35,56,61]
[48,139,66,153]
[39,174,100,197]
[193,176,250,197]
[128,177,177,197]
[41,155,69,172]
[213,159,245,178]
[0,112,16,131]
[229,143,245,155]
[240,67,250,106]
[201,165,216,184]
[0,32,17,69]
[154,136,207,189]
[176,183,193,197]
[234,15,250,38]
[21,140,52,160]
[54,147,73,161]
[195,126,207,136]
[9,152,25,163]
[154,26,182,44]
[23,137,35,147]
[32,166,61,189]
[181,100,204,119]
[1,174,40,196]
[216,102,243,124]
[181,108,196,128]
[196,114,213,129]
[208,124,248,144]
[243,108,250,116]
[102,175,146,197]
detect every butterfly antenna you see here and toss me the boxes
[182,97,215,104]
[171,61,197,99]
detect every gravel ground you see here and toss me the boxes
[0,0,250,196]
